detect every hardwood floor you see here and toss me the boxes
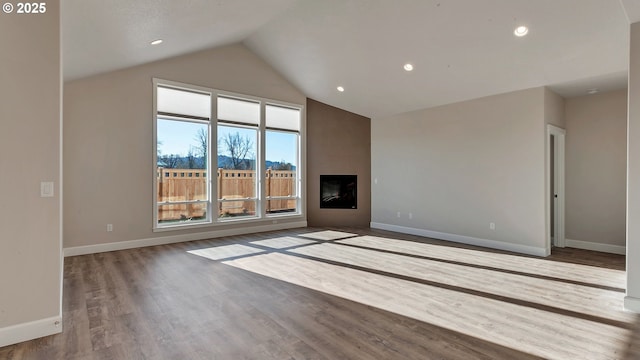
[1,227,638,359]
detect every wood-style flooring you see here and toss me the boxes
[1,227,638,359]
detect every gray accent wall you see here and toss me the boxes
[307,99,371,227]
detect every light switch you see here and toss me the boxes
[41,182,54,197]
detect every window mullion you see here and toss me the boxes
[258,102,267,218]
[210,93,218,222]
[158,200,207,205]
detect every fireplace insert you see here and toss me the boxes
[320,175,357,209]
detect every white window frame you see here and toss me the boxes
[264,105,302,217]
[153,78,305,231]
[216,122,259,220]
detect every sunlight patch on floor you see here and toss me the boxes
[298,230,358,241]
[188,244,265,261]
[337,235,626,289]
[289,242,632,323]
[250,236,317,249]
[223,251,631,360]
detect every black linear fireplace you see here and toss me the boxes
[320,175,357,209]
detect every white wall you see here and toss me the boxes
[544,88,566,128]
[565,90,627,251]
[626,21,640,312]
[0,2,62,346]
[371,87,547,256]
[63,44,306,253]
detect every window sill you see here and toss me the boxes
[153,213,304,232]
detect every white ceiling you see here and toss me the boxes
[63,0,636,118]
[62,0,300,80]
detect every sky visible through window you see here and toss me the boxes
[157,119,297,164]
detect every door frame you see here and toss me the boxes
[546,124,566,254]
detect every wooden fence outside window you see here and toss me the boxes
[157,168,296,221]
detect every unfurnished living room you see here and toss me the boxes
[2,1,640,359]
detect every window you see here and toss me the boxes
[217,97,259,219]
[153,79,303,229]
[217,125,258,218]
[265,104,300,215]
[155,86,211,226]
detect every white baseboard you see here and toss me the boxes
[624,296,640,313]
[370,222,547,257]
[64,221,307,257]
[565,238,626,255]
[0,316,62,348]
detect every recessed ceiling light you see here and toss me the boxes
[337,86,345,92]
[150,39,163,45]
[404,63,414,71]
[587,88,599,95]
[514,26,528,37]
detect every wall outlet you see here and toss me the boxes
[107,224,113,232]
[397,211,401,218]
[409,213,413,219]
[489,222,496,230]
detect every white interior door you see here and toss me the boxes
[547,125,566,251]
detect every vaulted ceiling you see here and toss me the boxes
[63,0,640,118]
